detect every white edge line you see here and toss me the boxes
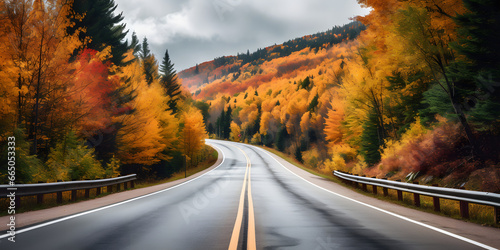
[252,145,497,250]
[0,142,225,240]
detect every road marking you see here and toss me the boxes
[228,145,256,250]
[228,155,248,250]
[0,142,225,240]
[247,161,256,250]
[253,146,497,250]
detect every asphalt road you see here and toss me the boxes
[0,140,496,249]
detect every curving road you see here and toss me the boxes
[0,140,497,249]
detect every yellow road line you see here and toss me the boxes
[228,145,256,250]
[247,162,256,250]
[228,162,248,250]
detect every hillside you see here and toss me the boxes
[178,21,365,96]
[179,4,500,194]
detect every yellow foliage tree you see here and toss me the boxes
[230,121,241,142]
[115,51,179,165]
[1,0,84,154]
[181,107,207,167]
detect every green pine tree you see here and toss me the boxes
[224,106,232,139]
[130,32,142,57]
[451,0,500,129]
[70,0,129,66]
[160,49,181,113]
[308,94,319,112]
[194,64,200,74]
[360,108,383,167]
[140,38,158,85]
[275,125,288,152]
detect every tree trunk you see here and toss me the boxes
[443,73,482,158]
[31,27,45,155]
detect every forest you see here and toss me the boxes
[180,0,500,192]
[0,0,209,183]
[1,0,499,193]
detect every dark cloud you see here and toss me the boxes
[115,0,370,71]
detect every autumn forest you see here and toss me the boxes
[1,0,499,193]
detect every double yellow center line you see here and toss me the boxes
[228,146,256,250]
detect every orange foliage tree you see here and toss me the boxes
[2,0,83,155]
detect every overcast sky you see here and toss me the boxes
[115,0,370,71]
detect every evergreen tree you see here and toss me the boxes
[275,125,288,152]
[140,38,158,85]
[194,64,200,74]
[224,105,232,139]
[386,71,427,135]
[130,32,142,56]
[295,146,303,163]
[216,109,225,138]
[308,94,319,112]
[451,0,500,128]
[160,49,181,113]
[70,0,129,66]
[360,108,383,167]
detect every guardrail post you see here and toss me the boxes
[37,193,43,204]
[432,184,440,212]
[124,181,128,190]
[459,187,469,219]
[57,191,63,204]
[353,175,359,189]
[413,181,420,207]
[382,178,388,196]
[371,177,377,194]
[37,181,44,204]
[108,185,113,193]
[96,186,101,196]
[130,180,135,189]
[71,190,77,202]
[361,175,367,191]
[117,183,121,191]
[396,180,403,201]
[85,188,90,198]
[57,180,63,203]
[71,179,78,201]
[460,201,469,219]
[495,207,500,224]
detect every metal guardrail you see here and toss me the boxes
[1,174,136,206]
[333,171,500,224]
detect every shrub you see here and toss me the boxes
[46,131,105,181]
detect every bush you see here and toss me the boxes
[371,117,461,179]
[302,148,321,168]
[0,128,43,184]
[46,131,105,181]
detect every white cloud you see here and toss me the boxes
[115,0,371,70]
